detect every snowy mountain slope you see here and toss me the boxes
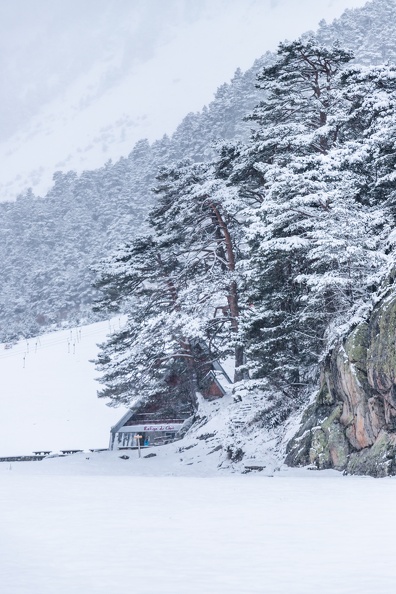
[0,1,382,345]
[0,319,127,456]
[0,0,367,202]
[0,313,296,467]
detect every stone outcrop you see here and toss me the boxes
[286,293,396,477]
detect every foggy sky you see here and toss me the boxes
[0,0,368,140]
[0,0,369,200]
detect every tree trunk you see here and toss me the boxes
[209,202,245,383]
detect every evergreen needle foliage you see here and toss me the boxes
[95,28,396,422]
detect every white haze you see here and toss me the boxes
[0,0,367,201]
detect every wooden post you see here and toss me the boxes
[135,434,142,458]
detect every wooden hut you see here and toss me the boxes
[109,358,232,450]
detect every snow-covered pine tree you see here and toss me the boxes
[94,235,202,411]
[234,41,396,417]
[94,156,247,412]
[293,62,396,349]
[316,0,396,67]
[227,39,355,402]
[334,63,396,212]
[151,159,246,381]
[95,36,396,422]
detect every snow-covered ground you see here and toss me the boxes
[1,431,395,592]
[1,454,396,594]
[0,315,395,593]
[0,320,127,457]
[0,315,281,464]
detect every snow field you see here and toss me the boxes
[1,472,396,594]
[0,320,127,456]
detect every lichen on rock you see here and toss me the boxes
[346,430,396,478]
[286,292,396,477]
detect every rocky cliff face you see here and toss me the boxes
[286,292,396,477]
